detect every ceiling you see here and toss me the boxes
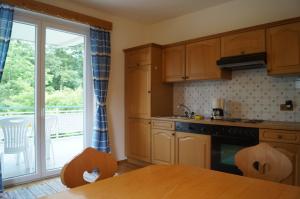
[71,0,234,23]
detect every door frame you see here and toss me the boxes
[3,8,93,187]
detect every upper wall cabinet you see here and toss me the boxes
[162,44,186,82]
[125,47,151,67]
[186,38,231,80]
[267,22,300,75]
[221,29,265,57]
[125,44,173,119]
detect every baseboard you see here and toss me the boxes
[127,158,152,167]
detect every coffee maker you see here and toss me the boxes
[211,98,224,120]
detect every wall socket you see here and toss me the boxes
[296,79,300,89]
[280,100,293,111]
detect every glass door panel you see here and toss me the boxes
[0,21,37,179]
[45,28,84,170]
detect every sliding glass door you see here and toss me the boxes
[45,28,84,171]
[0,10,91,186]
[0,21,37,180]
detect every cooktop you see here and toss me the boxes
[222,118,264,123]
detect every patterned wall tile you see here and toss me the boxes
[173,69,300,122]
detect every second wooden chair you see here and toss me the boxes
[235,143,292,183]
[60,147,117,188]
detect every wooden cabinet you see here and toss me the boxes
[125,47,151,67]
[152,120,175,131]
[186,38,231,80]
[126,118,151,162]
[175,132,211,168]
[126,65,151,118]
[221,29,265,57]
[152,129,175,165]
[260,129,300,186]
[163,41,231,82]
[267,22,300,75]
[260,129,300,145]
[124,44,173,163]
[261,142,300,186]
[162,44,185,82]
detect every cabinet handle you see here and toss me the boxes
[148,90,151,94]
[185,76,189,79]
[240,51,245,55]
[181,77,185,79]
[277,135,283,139]
[172,133,175,136]
[148,121,151,125]
[136,63,140,66]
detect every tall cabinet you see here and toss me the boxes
[124,44,173,163]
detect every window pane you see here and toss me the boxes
[45,28,84,170]
[0,21,37,179]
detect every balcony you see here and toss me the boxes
[0,107,84,180]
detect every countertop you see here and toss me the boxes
[152,117,300,131]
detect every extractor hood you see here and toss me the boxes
[216,52,266,70]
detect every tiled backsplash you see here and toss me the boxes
[173,69,300,122]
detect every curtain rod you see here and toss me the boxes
[1,0,113,30]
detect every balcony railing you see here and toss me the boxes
[0,106,85,179]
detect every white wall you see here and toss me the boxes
[147,0,300,44]
[36,0,149,161]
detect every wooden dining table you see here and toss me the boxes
[43,165,300,199]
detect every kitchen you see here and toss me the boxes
[124,16,300,187]
[1,0,300,198]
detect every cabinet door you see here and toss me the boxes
[221,29,265,57]
[125,47,151,67]
[126,118,151,162]
[152,129,175,165]
[263,141,300,186]
[186,38,229,80]
[126,65,151,118]
[162,45,185,82]
[267,22,300,75]
[176,132,211,168]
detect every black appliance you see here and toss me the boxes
[210,125,259,175]
[216,52,266,70]
[175,122,259,175]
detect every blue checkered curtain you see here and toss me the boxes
[90,27,111,153]
[0,3,14,193]
[0,4,13,82]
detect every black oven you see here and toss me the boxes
[211,125,259,175]
[175,122,259,175]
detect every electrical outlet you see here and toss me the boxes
[280,100,293,111]
[295,79,300,89]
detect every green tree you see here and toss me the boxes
[0,39,84,113]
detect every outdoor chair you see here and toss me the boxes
[45,115,59,165]
[0,117,31,171]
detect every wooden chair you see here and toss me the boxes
[60,147,117,188]
[235,143,292,183]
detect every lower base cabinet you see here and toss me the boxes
[263,141,300,186]
[152,129,175,165]
[175,132,211,169]
[126,118,151,162]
